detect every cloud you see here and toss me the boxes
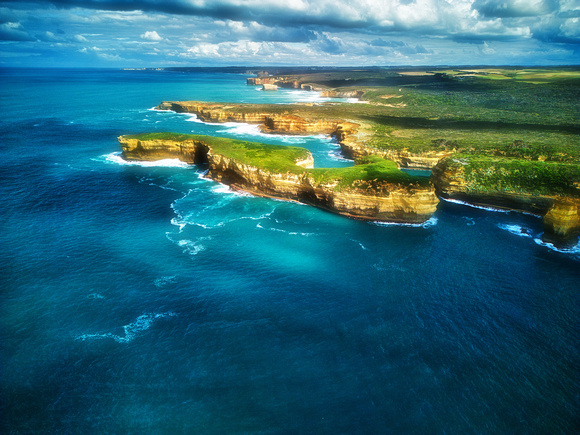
[371,38,406,48]
[140,30,162,40]
[480,41,496,54]
[1,0,579,66]
[0,22,35,41]
[473,0,557,18]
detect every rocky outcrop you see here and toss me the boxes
[156,101,358,137]
[247,77,276,85]
[432,156,580,242]
[246,75,363,99]
[338,140,451,169]
[262,84,278,91]
[118,135,439,223]
[157,101,446,171]
[543,200,580,241]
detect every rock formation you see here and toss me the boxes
[543,200,580,242]
[432,156,580,243]
[118,134,439,223]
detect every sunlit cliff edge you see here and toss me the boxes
[118,133,439,224]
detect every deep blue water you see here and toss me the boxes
[1,68,579,434]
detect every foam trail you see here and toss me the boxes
[372,217,438,228]
[534,236,580,254]
[441,197,511,214]
[76,312,177,343]
[497,224,534,238]
[101,152,190,168]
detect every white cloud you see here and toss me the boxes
[480,41,496,54]
[140,30,163,41]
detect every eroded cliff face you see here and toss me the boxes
[543,200,580,241]
[157,101,441,171]
[432,157,580,242]
[119,135,439,223]
[338,139,451,170]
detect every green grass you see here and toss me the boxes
[309,155,430,190]
[126,133,428,190]
[442,155,580,196]
[125,132,311,172]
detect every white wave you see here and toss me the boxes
[357,241,369,251]
[87,293,105,300]
[148,106,173,112]
[184,113,205,123]
[154,275,178,288]
[216,123,262,136]
[441,197,540,217]
[534,236,580,255]
[256,224,315,237]
[372,217,438,228]
[328,149,354,162]
[102,152,190,168]
[497,223,534,238]
[177,239,207,256]
[76,312,177,343]
[211,183,254,197]
[441,197,511,213]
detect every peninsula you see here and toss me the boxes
[120,67,580,243]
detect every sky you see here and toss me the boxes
[0,0,579,67]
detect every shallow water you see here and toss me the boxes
[1,68,578,434]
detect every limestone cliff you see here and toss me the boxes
[543,200,580,241]
[155,101,440,170]
[432,156,580,242]
[156,101,358,136]
[118,134,439,223]
[320,90,365,99]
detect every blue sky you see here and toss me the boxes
[1,0,579,67]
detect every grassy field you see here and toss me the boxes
[250,67,579,162]
[133,68,579,198]
[440,155,580,197]
[125,133,429,190]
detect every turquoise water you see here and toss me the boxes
[1,68,578,433]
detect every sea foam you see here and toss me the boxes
[76,312,177,343]
[533,236,580,254]
[497,223,534,238]
[102,152,190,168]
[372,217,438,228]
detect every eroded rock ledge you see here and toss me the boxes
[155,101,443,170]
[118,133,439,223]
[433,156,580,243]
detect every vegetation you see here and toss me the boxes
[442,155,580,197]
[126,133,429,190]
[251,67,579,159]
[131,67,580,199]
[309,155,431,190]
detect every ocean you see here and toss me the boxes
[1,68,578,434]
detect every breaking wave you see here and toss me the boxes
[100,152,190,168]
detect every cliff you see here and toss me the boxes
[432,156,580,242]
[156,100,359,136]
[155,101,439,170]
[118,133,439,223]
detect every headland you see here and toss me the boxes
[120,67,580,243]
